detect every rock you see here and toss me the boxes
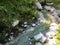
[21,24,28,28]
[35,42,42,45]
[32,17,35,20]
[5,43,9,45]
[34,32,44,40]
[26,27,34,32]
[29,42,32,44]
[24,25,28,28]
[48,38,56,44]
[30,27,34,31]
[40,36,47,43]
[10,36,14,41]
[34,32,46,43]
[49,23,58,31]
[12,20,19,27]
[44,6,51,11]
[46,23,58,38]
[44,6,55,12]
[47,3,54,6]
[36,1,42,10]
[50,23,57,26]
[5,33,8,37]
[11,32,14,35]
[46,31,56,38]
[44,38,56,45]
[24,22,27,24]
[8,38,11,41]
[21,24,24,27]
[36,22,40,25]
[38,12,46,22]
[50,7,56,12]
[31,23,36,27]
[0,44,2,45]
[49,26,57,32]
[29,38,31,40]
[19,28,23,31]
[52,11,58,15]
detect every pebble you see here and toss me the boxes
[12,20,19,27]
[24,22,27,24]
[32,23,36,27]
[24,25,28,27]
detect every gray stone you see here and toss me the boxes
[36,1,42,9]
[32,23,36,27]
[24,22,27,24]
[35,42,42,45]
[47,3,54,6]
[12,20,19,27]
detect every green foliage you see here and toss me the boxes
[0,0,38,23]
[0,0,38,43]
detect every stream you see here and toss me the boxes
[4,1,60,45]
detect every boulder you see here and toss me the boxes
[43,38,56,45]
[35,42,42,45]
[12,20,19,27]
[31,23,36,27]
[44,6,55,12]
[40,36,47,43]
[46,31,56,38]
[34,32,44,40]
[49,23,58,31]
[34,32,46,43]
[36,1,42,10]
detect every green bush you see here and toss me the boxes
[0,0,38,43]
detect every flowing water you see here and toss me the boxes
[4,1,60,45]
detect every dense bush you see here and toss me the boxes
[0,0,38,44]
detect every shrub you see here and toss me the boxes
[0,0,38,43]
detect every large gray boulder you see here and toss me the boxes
[34,32,46,43]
